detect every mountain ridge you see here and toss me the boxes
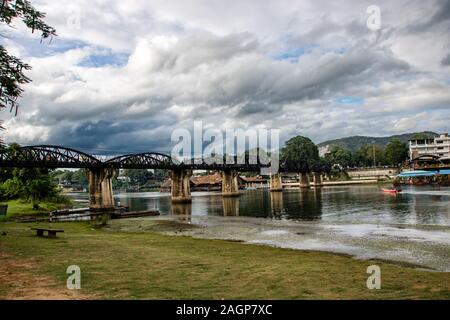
[317,131,438,154]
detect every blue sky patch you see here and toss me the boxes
[79,52,128,68]
[7,37,129,68]
[274,44,320,62]
[336,96,364,105]
[274,43,346,63]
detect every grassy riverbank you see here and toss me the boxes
[0,199,70,220]
[0,220,449,299]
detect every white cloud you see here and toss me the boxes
[1,0,449,152]
[392,112,428,132]
[3,120,50,143]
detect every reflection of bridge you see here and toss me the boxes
[0,145,328,210]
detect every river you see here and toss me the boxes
[66,185,450,271]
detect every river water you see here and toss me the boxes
[67,185,450,271]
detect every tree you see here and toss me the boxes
[0,142,19,181]
[353,145,370,167]
[50,169,74,185]
[385,138,408,166]
[410,132,435,140]
[72,169,88,187]
[1,0,56,139]
[324,146,353,167]
[154,169,169,180]
[1,167,59,208]
[123,169,153,186]
[280,136,320,169]
[355,144,385,167]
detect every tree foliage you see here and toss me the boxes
[323,146,353,167]
[123,169,153,185]
[409,132,435,140]
[317,132,436,154]
[0,0,56,120]
[322,141,408,168]
[50,169,88,188]
[0,167,60,207]
[154,169,169,179]
[0,141,64,207]
[281,136,319,166]
[385,138,408,166]
[72,169,88,187]
[354,144,385,167]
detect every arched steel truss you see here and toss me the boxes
[0,145,329,173]
[0,145,103,168]
[106,152,173,169]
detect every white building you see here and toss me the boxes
[318,145,330,157]
[409,133,450,160]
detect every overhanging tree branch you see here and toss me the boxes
[0,0,57,112]
[0,0,56,144]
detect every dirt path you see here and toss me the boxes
[0,252,97,300]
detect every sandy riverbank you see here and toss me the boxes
[106,215,450,272]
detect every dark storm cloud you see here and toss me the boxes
[50,120,175,155]
[236,102,283,117]
[442,53,450,66]
[407,0,450,33]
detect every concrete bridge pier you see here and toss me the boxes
[311,172,323,187]
[87,168,116,211]
[299,172,310,188]
[171,168,192,203]
[222,169,240,197]
[269,173,283,192]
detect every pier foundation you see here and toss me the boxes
[299,172,310,188]
[87,168,116,211]
[171,169,192,203]
[269,173,283,192]
[222,169,240,197]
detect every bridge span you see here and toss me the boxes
[0,145,329,210]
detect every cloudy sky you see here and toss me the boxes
[1,0,449,154]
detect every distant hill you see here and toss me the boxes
[317,131,438,155]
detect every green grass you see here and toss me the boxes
[0,199,69,220]
[0,221,449,299]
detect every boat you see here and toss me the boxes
[381,188,402,194]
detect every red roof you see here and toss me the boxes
[240,176,267,183]
[190,173,223,185]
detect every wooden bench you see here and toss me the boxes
[31,228,64,238]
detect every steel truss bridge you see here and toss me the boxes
[0,145,330,173]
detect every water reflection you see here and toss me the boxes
[409,194,443,225]
[282,189,322,220]
[66,185,450,226]
[172,202,192,216]
[239,190,270,218]
[222,197,239,216]
[269,191,283,217]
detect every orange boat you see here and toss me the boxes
[381,188,402,194]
